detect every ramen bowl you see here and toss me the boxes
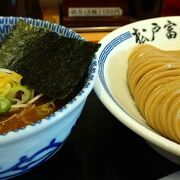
[0,17,98,179]
[94,16,180,165]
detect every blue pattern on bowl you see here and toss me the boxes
[0,16,97,136]
[0,115,79,180]
[0,16,97,180]
[0,138,62,179]
[98,31,132,106]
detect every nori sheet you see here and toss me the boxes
[0,20,50,68]
[0,20,100,100]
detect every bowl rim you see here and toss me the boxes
[0,16,98,144]
[94,16,180,156]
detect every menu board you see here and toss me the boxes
[60,0,130,28]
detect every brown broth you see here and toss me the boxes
[0,97,59,134]
[0,71,86,134]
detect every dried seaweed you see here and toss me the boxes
[0,20,49,68]
[0,20,100,100]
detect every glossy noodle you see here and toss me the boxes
[127,44,180,143]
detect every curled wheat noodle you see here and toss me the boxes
[127,44,180,143]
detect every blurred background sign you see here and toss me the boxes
[60,0,130,28]
[1,0,180,39]
[1,0,180,25]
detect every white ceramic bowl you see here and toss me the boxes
[94,16,180,165]
[0,17,98,179]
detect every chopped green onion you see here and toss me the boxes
[0,96,11,114]
[7,85,32,104]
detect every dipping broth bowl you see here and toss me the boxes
[0,16,98,179]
